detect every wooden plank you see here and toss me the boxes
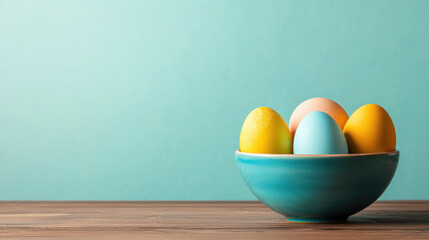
[0,201,428,239]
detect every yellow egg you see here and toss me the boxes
[240,107,292,154]
[343,104,396,153]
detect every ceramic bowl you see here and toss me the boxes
[235,150,399,223]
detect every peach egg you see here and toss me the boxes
[289,98,348,139]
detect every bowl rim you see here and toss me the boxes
[236,150,399,159]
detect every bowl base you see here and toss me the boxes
[285,216,349,224]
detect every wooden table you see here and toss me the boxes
[0,201,428,239]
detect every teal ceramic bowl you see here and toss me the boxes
[235,150,399,223]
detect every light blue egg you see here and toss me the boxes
[293,111,348,154]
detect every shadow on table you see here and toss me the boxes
[349,210,429,225]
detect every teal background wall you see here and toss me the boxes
[0,0,427,200]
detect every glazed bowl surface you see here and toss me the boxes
[235,150,399,223]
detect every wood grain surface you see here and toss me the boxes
[0,201,428,239]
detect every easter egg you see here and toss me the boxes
[289,98,348,139]
[294,111,348,154]
[343,104,396,153]
[240,107,292,154]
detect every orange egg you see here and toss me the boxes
[289,98,348,139]
[343,104,396,153]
